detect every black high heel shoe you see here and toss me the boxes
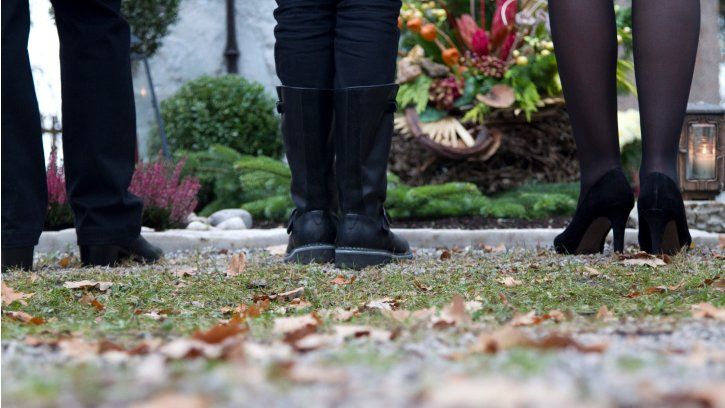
[637,172,692,255]
[554,168,634,254]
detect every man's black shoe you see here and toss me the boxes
[80,236,163,267]
[1,246,34,273]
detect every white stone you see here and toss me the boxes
[141,226,155,232]
[186,221,211,231]
[216,217,248,230]
[208,209,253,228]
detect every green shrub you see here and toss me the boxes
[123,0,181,57]
[242,196,294,221]
[181,145,244,214]
[161,76,282,157]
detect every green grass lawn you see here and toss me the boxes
[2,248,723,407]
[3,249,722,343]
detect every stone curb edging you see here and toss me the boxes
[37,228,723,254]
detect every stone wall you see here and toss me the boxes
[140,0,278,103]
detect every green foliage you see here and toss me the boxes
[44,204,74,231]
[616,60,637,96]
[236,155,291,203]
[161,75,282,158]
[180,145,245,215]
[621,139,643,185]
[122,0,180,57]
[397,75,433,113]
[387,181,578,220]
[183,145,580,221]
[461,103,490,124]
[242,195,294,221]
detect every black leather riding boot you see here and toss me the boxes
[333,85,412,269]
[277,87,337,264]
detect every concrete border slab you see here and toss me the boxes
[37,228,723,253]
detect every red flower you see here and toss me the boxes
[498,32,516,60]
[456,14,490,55]
[491,0,517,50]
[471,30,490,55]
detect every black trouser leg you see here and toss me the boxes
[1,0,47,248]
[50,0,143,246]
[334,0,401,88]
[274,0,337,88]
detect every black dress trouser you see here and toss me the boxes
[273,0,401,88]
[1,0,142,248]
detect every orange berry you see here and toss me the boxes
[407,18,423,33]
[442,48,461,66]
[420,24,437,41]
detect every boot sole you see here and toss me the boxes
[335,248,413,270]
[284,244,336,264]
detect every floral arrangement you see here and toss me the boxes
[396,0,635,150]
[44,150,200,231]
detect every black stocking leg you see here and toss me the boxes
[548,0,621,198]
[633,0,700,183]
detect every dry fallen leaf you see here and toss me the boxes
[510,311,545,327]
[332,325,393,342]
[226,253,246,277]
[583,266,601,277]
[645,281,685,294]
[1,281,34,306]
[483,243,507,253]
[691,303,725,321]
[364,297,400,311]
[267,244,288,256]
[475,327,607,354]
[173,267,197,278]
[381,307,436,323]
[131,392,208,408]
[58,256,75,268]
[4,310,44,325]
[330,307,360,321]
[193,320,248,344]
[330,275,355,285]
[79,293,105,312]
[273,313,322,345]
[432,294,470,329]
[63,280,113,291]
[498,276,522,287]
[596,305,615,321]
[619,252,667,267]
[439,249,452,260]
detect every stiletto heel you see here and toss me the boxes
[554,168,635,255]
[640,209,672,254]
[608,208,630,253]
[637,173,691,255]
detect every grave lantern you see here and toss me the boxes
[677,104,725,200]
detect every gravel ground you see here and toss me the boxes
[2,247,724,407]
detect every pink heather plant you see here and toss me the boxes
[46,145,67,206]
[45,145,74,230]
[129,155,201,228]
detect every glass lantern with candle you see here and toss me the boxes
[678,104,725,200]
